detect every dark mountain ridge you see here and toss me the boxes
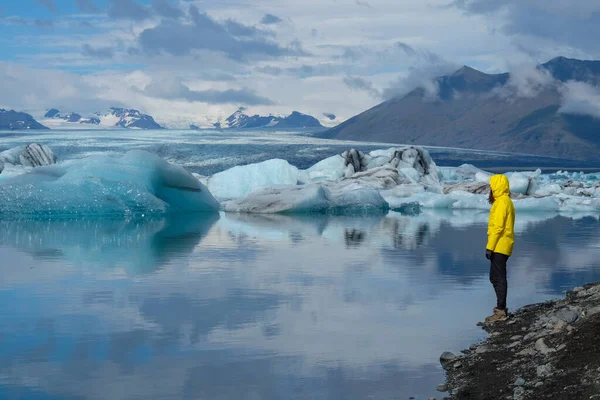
[322,57,600,161]
[0,109,49,130]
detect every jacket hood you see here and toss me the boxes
[490,174,510,198]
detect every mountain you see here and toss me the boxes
[321,57,600,161]
[44,108,99,125]
[0,109,49,130]
[43,107,162,129]
[214,108,324,129]
[106,108,163,129]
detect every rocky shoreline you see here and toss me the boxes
[437,282,600,400]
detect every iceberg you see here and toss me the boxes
[0,143,56,168]
[3,141,600,218]
[218,146,441,214]
[440,164,492,183]
[505,171,540,195]
[0,143,57,181]
[208,159,300,201]
[443,181,489,195]
[223,184,389,215]
[210,145,600,214]
[304,147,442,186]
[0,150,219,219]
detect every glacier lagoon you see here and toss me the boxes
[2,129,600,399]
[3,212,600,399]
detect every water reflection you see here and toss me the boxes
[1,211,600,399]
[344,229,367,248]
[0,213,219,275]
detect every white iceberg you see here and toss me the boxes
[439,164,492,183]
[216,146,442,214]
[304,154,347,182]
[0,150,219,218]
[208,159,300,201]
[505,171,540,195]
[209,145,600,215]
[223,184,389,215]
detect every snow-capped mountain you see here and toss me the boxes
[43,107,162,129]
[0,109,49,130]
[214,108,324,129]
[44,109,100,125]
[106,108,163,129]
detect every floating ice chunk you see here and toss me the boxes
[534,183,563,196]
[223,185,331,214]
[513,196,559,212]
[475,172,492,183]
[326,187,389,214]
[305,154,347,182]
[0,143,56,181]
[448,191,491,210]
[381,184,426,200]
[505,172,535,195]
[0,143,56,168]
[223,183,389,214]
[0,150,219,218]
[340,166,408,190]
[306,146,442,187]
[444,181,489,195]
[208,159,300,201]
[384,192,458,210]
[441,164,492,183]
[555,195,600,213]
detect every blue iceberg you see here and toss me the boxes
[0,150,220,219]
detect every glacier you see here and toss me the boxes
[1,142,600,218]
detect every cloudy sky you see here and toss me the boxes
[0,0,598,127]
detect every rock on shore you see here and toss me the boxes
[441,282,600,400]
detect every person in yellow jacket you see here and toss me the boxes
[484,174,515,323]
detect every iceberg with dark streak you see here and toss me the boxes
[0,143,56,168]
[213,146,441,214]
[0,143,56,178]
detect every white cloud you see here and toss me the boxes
[4,0,600,124]
[559,81,600,119]
[492,63,555,100]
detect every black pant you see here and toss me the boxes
[489,253,509,310]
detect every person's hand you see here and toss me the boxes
[486,249,493,260]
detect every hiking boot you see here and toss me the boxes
[485,308,508,323]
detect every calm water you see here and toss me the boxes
[1,210,600,400]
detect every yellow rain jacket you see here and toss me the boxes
[487,174,515,256]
